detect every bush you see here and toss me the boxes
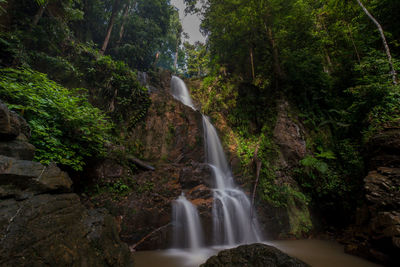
[0,68,112,170]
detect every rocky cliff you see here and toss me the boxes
[0,101,134,266]
[85,72,214,250]
[344,123,400,266]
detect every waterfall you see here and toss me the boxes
[172,194,204,250]
[170,76,261,249]
[203,115,261,245]
[170,76,196,110]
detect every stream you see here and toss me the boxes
[133,239,382,267]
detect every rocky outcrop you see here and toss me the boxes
[89,160,213,250]
[0,101,30,141]
[0,101,134,266]
[258,99,312,239]
[0,194,133,266]
[344,126,400,266]
[0,156,73,199]
[129,75,205,165]
[200,243,309,267]
[0,100,33,161]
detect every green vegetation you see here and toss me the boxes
[0,0,184,172]
[185,0,400,228]
[0,68,111,170]
[1,0,399,238]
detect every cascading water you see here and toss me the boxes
[170,76,196,110]
[203,116,261,245]
[170,76,261,250]
[172,194,204,250]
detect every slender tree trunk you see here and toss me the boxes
[173,37,179,72]
[346,23,361,64]
[32,1,48,26]
[100,0,120,55]
[250,46,255,81]
[264,23,283,88]
[117,2,131,46]
[251,144,261,219]
[129,223,171,251]
[356,0,397,84]
[153,51,160,68]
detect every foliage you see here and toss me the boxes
[183,41,209,77]
[0,68,112,170]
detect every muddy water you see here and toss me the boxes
[133,240,381,267]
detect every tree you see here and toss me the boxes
[100,0,121,55]
[355,0,397,84]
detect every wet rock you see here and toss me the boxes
[0,194,133,266]
[200,243,309,267]
[180,161,212,189]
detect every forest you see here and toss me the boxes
[0,0,399,266]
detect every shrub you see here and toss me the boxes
[0,68,112,170]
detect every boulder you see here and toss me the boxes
[0,193,133,266]
[200,243,309,267]
[0,138,35,160]
[0,155,72,198]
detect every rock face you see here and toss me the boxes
[258,99,312,239]
[84,74,214,251]
[129,74,205,165]
[93,160,213,250]
[200,243,309,267]
[0,101,134,266]
[344,126,400,266]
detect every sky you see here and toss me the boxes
[170,0,206,44]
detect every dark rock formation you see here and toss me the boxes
[0,101,134,266]
[0,194,133,266]
[343,126,400,266]
[258,99,311,239]
[82,73,212,251]
[129,74,205,165]
[0,101,30,141]
[97,161,213,250]
[200,243,309,267]
[0,138,35,160]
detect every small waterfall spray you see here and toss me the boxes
[170,76,196,110]
[172,194,204,250]
[170,76,261,250]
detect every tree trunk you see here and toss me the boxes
[250,46,255,81]
[32,1,48,26]
[153,51,160,68]
[356,0,397,85]
[173,37,179,72]
[346,23,361,64]
[129,223,170,251]
[251,144,262,219]
[117,2,131,46]
[264,23,283,88]
[100,0,120,55]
